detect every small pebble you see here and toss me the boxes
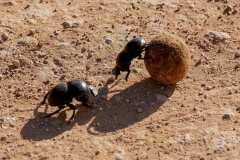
[62,21,79,29]
[81,47,86,53]
[206,31,231,43]
[53,58,63,67]
[35,51,47,58]
[96,57,102,62]
[234,64,240,70]
[95,150,100,155]
[0,136,7,141]
[8,60,20,70]
[0,116,16,127]
[17,36,39,48]
[2,1,17,6]
[194,59,202,66]
[115,153,124,160]
[222,114,231,120]
[236,107,240,113]
[234,52,240,59]
[223,6,232,16]
[104,37,112,45]
[1,33,9,42]
[19,57,33,67]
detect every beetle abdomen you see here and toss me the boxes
[48,83,72,106]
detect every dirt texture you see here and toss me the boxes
[0,0,240,160]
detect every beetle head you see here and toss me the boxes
[88,85,98,97]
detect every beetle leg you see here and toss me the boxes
[44,107,62,118]
[34,92,49,117]
[115,70,120,79]
[66,103,76,121]
[112,67,121,79]
[125,70,131,81]
[44,105,49,113]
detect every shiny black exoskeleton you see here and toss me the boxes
[38,80,98,121]
[112,37,146,81]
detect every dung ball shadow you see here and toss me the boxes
[87,78,175,133]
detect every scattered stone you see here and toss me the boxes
[35,51,47,58]
[19,56,33,67]
[27,29,36,36]
[180,133,191,144]
[137,108,143,113]
[56,42,70,49]
[206,31,231,43]
[236,107,240,113]
[234,64,240,70]
[17,36,39,49]
[223,6,232,16]
[104,37,112,45]
[95,150,100,155]
[96,57,102,62]
[53,30,60,36]
[24,4,30,10]
[1,33,9,42]
[0,116,16,128]
[115,154,124,160]
[81,47,86,53]
[53,58,63,67]
[223,6,237,16]
[14,88,21,98]
[1,1,17,6]
[8,60,20,70]
[205,85,213,91]
[0,136,7,141]
[87,52,93,59]
[234,52,240,59]
[62,22,71,28]
[62,20,79,29]
[194,58,202,66]
[222,114,231,120]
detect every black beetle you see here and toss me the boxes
[38,80,98,121]
[112,37,146,81]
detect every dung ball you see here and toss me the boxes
[144,32,190,85]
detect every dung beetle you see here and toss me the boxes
[38,80,98,121]
[112,37,146,81]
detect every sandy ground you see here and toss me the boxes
[0,0,240,160]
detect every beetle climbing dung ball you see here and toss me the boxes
[144,32,190,85]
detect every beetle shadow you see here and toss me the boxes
[85,78,175,134]
[20,113,73,141]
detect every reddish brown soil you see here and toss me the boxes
[0,0,240,160]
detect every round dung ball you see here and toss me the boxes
[144,32,190,85]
